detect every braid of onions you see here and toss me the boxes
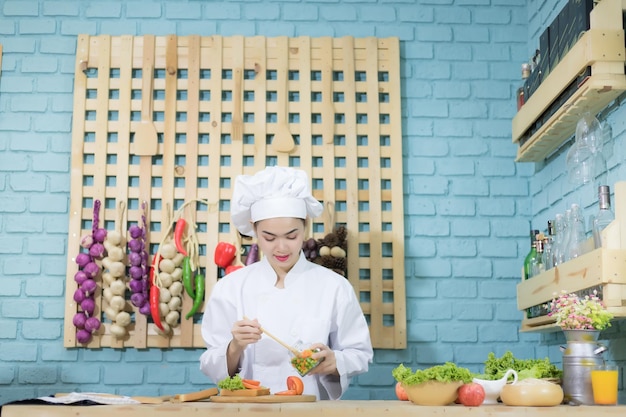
[72,199,104,344]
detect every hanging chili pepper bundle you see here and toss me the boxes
[174,218,188,256]
[185,273,205,319]
[149,253,164,331]
[182,256,195,299]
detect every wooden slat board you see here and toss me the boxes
[64,35,406,349]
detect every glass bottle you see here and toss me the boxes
[530,236,545,277]
[542,220,554,270]
[561,209,572,262]
[517,63,530,111]
[592,185,615,249]
[552,213,564,267]
[523,229,539,280]
[567,203,588,259]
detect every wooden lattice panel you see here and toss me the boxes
[64,34,406,349]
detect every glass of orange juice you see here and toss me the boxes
[591,364,619,405]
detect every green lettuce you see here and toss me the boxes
[217,374,245,390]
[482,351,562,380]
[392,362,473,386]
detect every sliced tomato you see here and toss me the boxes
[275,389,298,396]
[286,376,304,395]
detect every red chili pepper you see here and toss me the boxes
[174,219,188,256]
[149,254,164,331]
[214,242,237,268]
[225,264,243,275]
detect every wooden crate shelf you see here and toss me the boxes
[517,181,626,332]
[512,0,626,162]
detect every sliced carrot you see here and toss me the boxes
[242,381,261,389]
[242,379,261,386]
[275,389,298,396]
[300,349,312,358]
[287,376,304,395]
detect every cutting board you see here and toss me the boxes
[211,394,316,403]
[219,388,270,397]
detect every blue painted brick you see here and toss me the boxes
[199,3,239,20]
[450,102,488,119]
[438,239,477,257]
[403,43,434,59]
[416,344,454,364]
[373,348,413,365]
[0,343,37,361]
[0,366,16,383]
[451,218,491,237]
[1,300,40,319]
[22,321,62,340]
[84,349,122,362]
[478,159,516,177]
[406,158,435,175]
[436,44,472,61]
[438,160,475,176]
[433,81,471,99]
[27,237,66,255]
[490,178,529,197]
[284,5,318,21]
[3,1,39,16]
[436,121,474,138]
[481,281,516,299]
[360,6,396,22]
[474,8,512,24]
[85,2,122,18]
[440,324,478,342]
[437,198,476,216]
[413,258,451,278]
[453,26,489,43]
[412,300,452,320]
[453,62,489,80]
[60,21,97,36]
[103,364,145,385]
[246,4,280,19]
[321,6,357,21]
[19,19,56,35]
[480,324,519,342]
[398,6,434,23]
[0,279,21,296]
[146,365,186,384]
[405,237,436,257]
[32,154,69,172]
[21,57,58,73]
[493,259,523,279]
[18,366,57,384]
[42,301,66,320]
[0,20,16,35]
[10,174,46,192]
[452,258,492,278]
[451,179,489,196]
[417,25,452,42]
[474,44,510,61]
[453,302,493,321]
[33,114,72,132]
[42,2,80,17]
[491,26,527,43]
[435,7,471,24]
[60,364,101,384]
[478,239,518,257]
[405,277,437,298]
[4,258,39,276]
[30,194,68,213]
[474,81,512,99]
[0,77,35,94]
[11,95,48,112]
[439,279,477,297]
[406,323,437,342]
[0,321,18,339]
[124,348,163,362]
[452,344,491,365]
[0,236,25,254]
[164,3,201,19]
[413,218,450,237]
[100,21,138,36]
[220,21,259,37]
[25,278,64,296]
[409,176,449,195]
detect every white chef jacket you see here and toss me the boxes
[199,252,373,400]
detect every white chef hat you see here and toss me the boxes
[231,166,324,237]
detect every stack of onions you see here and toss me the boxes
[101,202,131,338]
[128,202,150,316]
[72,200,104,344]
[153,242,185,335]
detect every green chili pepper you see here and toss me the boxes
[185,274,205,319]
[182,256,195,299]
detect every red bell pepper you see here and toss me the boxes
[214,242,237,268]
[225,264,243,275]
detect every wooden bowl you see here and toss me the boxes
[402,381,463,406]
[500,380,564,406]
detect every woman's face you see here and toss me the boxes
[254,217,305,275]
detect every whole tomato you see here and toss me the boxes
[457,382,485,407]
[395,382,409,401]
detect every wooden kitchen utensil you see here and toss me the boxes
[170,387,218,402]
[232,67,243,142]
[243,316,301,356]
[134,36,158,156]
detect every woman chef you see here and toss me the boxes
[199,166,373,400]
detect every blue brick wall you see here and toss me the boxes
[1,0,622,406]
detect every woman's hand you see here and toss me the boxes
[307,343,339,376]
[229,317,262,352]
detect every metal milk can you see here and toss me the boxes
[560,330,607,405]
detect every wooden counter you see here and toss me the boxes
[2,401,625,417]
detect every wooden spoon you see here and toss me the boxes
[273,51,295,153]
[134,36,158,156]
[243,316,301,356]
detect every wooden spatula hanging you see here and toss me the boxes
[134,36,158,156]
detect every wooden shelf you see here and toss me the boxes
[517,181,626,332]
[512,0,626,162]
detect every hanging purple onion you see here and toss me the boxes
[74,270,88,285]
[73,312,88,329]
[80,234,94,249]
[84,317,101,333]
[92,228,107,243]
[89,242,105,258]
[75,253,91,268]
[73,288,86,304]
[128,252,142,267]
[76,329,92,344]
[128,225,143,239]
[130,292,146,308]
[128,279,144,294]
[80,298,96,316]
[82,262,101,279]
[81,279,97,296]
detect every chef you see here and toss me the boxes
[199,165,373,400]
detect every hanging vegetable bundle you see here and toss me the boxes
[72,200,104,344]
